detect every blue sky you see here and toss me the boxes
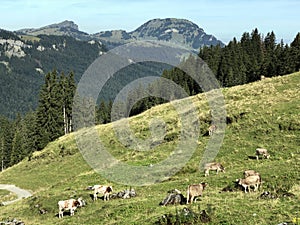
[1,0,299,44]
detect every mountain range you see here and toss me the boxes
[17,18,224,50]
[0,18,224,118]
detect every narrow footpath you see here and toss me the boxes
[0,184,32,205]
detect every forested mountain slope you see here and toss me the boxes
[0,29,104,118]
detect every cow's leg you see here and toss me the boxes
[186,192,190,204]
[58,211,63,218]
[194,196,198,203]
[190,196,194,204]
[205,169,209,176]
[93,193,97,201]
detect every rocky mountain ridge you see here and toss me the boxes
[16,18,224,51]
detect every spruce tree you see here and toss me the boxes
[59,71,76,134]
[290,33,300,71]
[35,70,63,149]
[262,31,277,77]
[10,120,24,165]
[0,116,14,169]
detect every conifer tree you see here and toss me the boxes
[10,118,24,165]
[262,31,277,77]
[22,111,38,159]
[35,70,63,149]
[290,33,300,71]
[0,116,13,169]
[60,71,76,134]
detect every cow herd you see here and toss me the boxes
[57,148,270,218]
[58,185,113,218]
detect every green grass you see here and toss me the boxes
[0,190,17,203]
[0,72,299,224]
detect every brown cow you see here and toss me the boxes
[186,182,208,204]
[208,124,217,136]
[243,170,260,178]
[237,175,261,193]
[204,162,225,176]
[58,198,83,218]
[90,185,113,201]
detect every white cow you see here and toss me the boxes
[58,198,83,218]
[256,148,270,160]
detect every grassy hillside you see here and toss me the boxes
[0,72,299,224]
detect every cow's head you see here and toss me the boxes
[236,178,245,186]
[107,186,113,193]
[220,166,225,172]
[75,198,84,207]
[201,182,208,189]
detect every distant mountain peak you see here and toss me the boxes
[136,18,204,32]
[16,18,224,50]
[94,18,224,50]
[45,20,79,30]
[16,20,89,40]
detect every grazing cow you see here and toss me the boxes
[236,175,261,193]
[90,185,113,201]
[243,170,260,178]
[208,124,217,136]
[186,182,208,204]
[255,148,270,160]
[204,162,225,176]
[58,198,83,218]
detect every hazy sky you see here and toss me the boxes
[1,0,299,44]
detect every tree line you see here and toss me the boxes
[97,29,300,120]
[199,29,300,87]
[0,70,76,169]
